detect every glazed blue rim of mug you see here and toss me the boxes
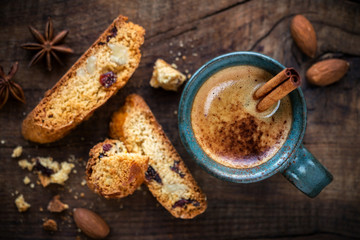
[178,51,307,183]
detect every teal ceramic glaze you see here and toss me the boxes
[178,52,333,198]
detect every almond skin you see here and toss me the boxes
[291,15,317,58]
[306,59,349,86]
[73,208,110,239]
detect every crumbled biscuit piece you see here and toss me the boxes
[18,159,35,171]
[43,219,58,231]
[81,179,87,186]
[50,161,75,185]
[15,194,31,212]
[38,174,51,187]
[47,195,69,213]
[1,140,5,144]
[33,157,75,187]
[30,183,35,188]
[23,176,31,185]
[150,59,187,91]
[11,146,23,158]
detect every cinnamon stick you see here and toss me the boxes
[254,68,301,112]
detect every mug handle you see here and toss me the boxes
[281,144,333,198]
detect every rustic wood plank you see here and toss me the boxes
[0,0,359,239]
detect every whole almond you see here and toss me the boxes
[290,15,317,58]
[73,208,110,239]
[306,59,349,86]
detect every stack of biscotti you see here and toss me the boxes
[86,139,148,199]
[22,15,145,143]
[109,94,207,219]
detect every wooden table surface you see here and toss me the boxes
[1,0,359,239]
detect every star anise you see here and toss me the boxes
[21,17,74,71]
[0,62,25,109]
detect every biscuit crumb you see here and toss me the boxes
[179,40,184,47]
[177,52,182,56]
[11,146,23,158]
[182,56,187,60]
[1,140,5,144]
[80,193,85,198]
[18,159,35,171]
[192,53,198,56]
[48,195,69,213]
[43,219,58,231]
[171,63,178,69]
[23,176,31,185]
[15,194,31,212]
[39,207,43,212]
[33,157,75,187]
[81,179,87,186]
[187,74,192,79]
[175,57,179,61]
[30,183,35,189]
[174,110,178,115]
[150,59,187,91]
[51,161,75,185]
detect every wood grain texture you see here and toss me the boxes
[0,0,359,239]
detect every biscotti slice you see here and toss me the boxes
[150,59,187,91]
[86,139,148,199]
[22,15,145,143]
[109,94,207,219]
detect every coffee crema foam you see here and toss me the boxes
[191,65,292,169]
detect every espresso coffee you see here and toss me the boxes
[191,65,292,169]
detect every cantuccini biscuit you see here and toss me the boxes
[109,94,207,219]
[22,15,145,143]
[86,139,148,199]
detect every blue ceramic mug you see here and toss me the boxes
[178,52,333,198]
